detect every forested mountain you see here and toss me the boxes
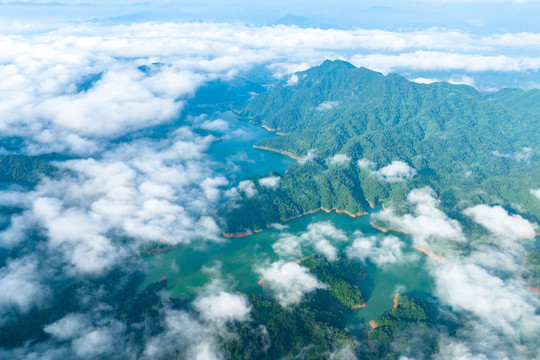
[487,88,540,114]
[218,60,540,234]
[522,250,540,289]
[0,155,61,185]
[367,295,451,360]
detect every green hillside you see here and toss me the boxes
[486,88,540,114]
[218,60,540,233]
[522,249,540,289]
[0,155,61,185]
[368,295,439,360]
[301,255,365,308]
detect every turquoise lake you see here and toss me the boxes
[143,112,435,334]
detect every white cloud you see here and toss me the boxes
[434,339,489,360]
[36,67,192,137]
[201,177,229,202]
[0,130,224,274]
[329,346,358,360]
[258,176,280,189]
[401,192,540,357]
[0,256,49,316]
[374,161,417,183]
[346,232,416,267]
[4,21,540,154]
[143,309,222,360]
[314,238,339,261]
[366,168,540,358]
[531,189,540,200]
[238,180,257,198]
[199,119,230,132]
[194,291,251,323]
[411,77,441,84]
[44,313,90,340]
[350,51,540,75]
[298,149,317,164]
[492,147,533,162]
[44,313,127,359]
[375,187,464,248]
[448,74,476,87]
[272,221,348,261]
[71,325,123,359]
[0,60,205,154]
[286,74,299,86]
[357,158,377,170]
[316,101,340,111]
[257,261,327,307]
[463,205,536,240]
[434,262,540,340]
[329,153,350,166]
[189,342,223,360]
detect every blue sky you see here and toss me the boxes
[2,0,540,32]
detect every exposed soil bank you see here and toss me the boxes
[413,245,447,264]
[393,293,400,309]
[369,222,409,235]
[223,207,368,238]
[517,251,540,294]
[142,245,179,255]
[253,145,301,161]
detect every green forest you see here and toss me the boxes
[301,255,365,308]
[367,295,443,360]
[0,155,61,185]
[522,250,540,289]
[221,255,367,359]
[218,60,540,234]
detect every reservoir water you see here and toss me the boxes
[143,111,435,332]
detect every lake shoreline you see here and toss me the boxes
[369,222,409,235]
[253,145,301,161]
[141,244,179,255]
[222,206,368,238]
[413,245,447,263]
[516,251,540,294]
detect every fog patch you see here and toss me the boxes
[492,147,533,163]
[374,161,417,183]
[346,232,417,267]
[299,149,317,164]
[272,221,348,261]
[286,74,299,86]
[316,101,340,111]
[238,180,257,198]
[258,176,280,189]
[329,153,350,166]
[374,187,464,250]
[257,261,327,307]
[357,158,377,170]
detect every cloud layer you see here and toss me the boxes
[257,261,327,307]
[3,21,540,153]
[374,187,464,249]
[373,161,417,183]
[380,188,540,358]
[346,232,416,266]
[272,221,348,261]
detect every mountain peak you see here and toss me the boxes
[319,59,356,70]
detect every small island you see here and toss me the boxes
[300,255,366,309]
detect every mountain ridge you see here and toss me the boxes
[218,60,540,234]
